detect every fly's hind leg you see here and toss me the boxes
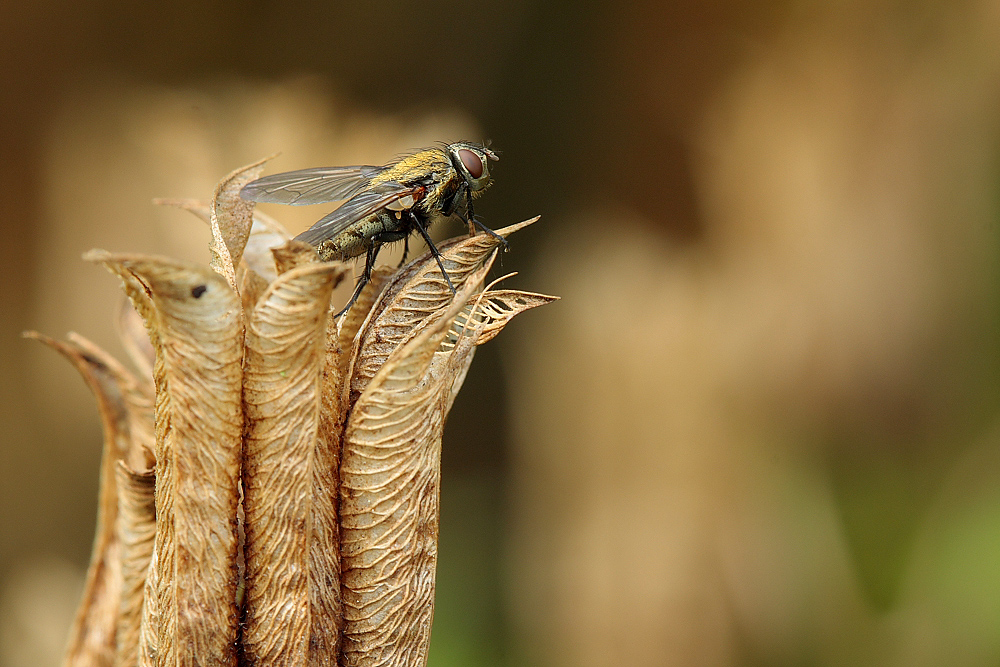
[397,234,409,268]
[334,240,383,318]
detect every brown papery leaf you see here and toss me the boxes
[116,299,156,388]
[332,266,396,407]
[22,332,131,667]
[66,332,155,469]
[91,257,173,487]
[154,198,291,285]
[271,239,320,275]
[338,263,492,667]
[461,288,560,346]
[291,263,396,667]
[239,268,272,319]
[241,256,341,667]
[267,241,356,665]
[87,251,244,667]
[137,543,158,667]
[244,211,292,283]
[347,216,539,401]
[209,157,274,291]
[114,462,155,667]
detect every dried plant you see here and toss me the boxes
[27,159,556,667]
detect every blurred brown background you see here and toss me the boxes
[4,1,1000,666]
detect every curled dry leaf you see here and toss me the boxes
[241,255,343,667]
[209,157,274,291]
[65,332,155,468]
[22,332,133,667]
[86,252,245,667]
[462,288,560,346]
[271,239,320,275]
[114,462,155,667]
[338,264,493,667]
[116,300,157,392]
[348,216,538,401]
[338,267,397,384]
[244,212,292,282]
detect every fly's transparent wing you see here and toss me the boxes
[294,184,425,246]
[240,165,385,205]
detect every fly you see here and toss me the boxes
[239,141,503,315]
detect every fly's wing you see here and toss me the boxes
[239,165,385,205]
[293,183,424,246]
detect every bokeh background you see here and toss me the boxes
[4,1,1000,665]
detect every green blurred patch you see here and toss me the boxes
[427,475,507,667]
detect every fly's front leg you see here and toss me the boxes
[456,207,509,251]
[443,182,476,237]
[465,194,476,236]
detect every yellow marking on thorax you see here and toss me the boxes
[370,149,452,187]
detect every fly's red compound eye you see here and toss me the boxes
[458,149,484,179]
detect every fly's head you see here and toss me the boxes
[447,142,498,193]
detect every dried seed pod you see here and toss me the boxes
[46,145,554,667]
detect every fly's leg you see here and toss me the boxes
[456,186,508,249]
[397,234,409,269]
[334,241,382,318]
[457,209,509,251]
[410,214,457,294]
[464,186,476,236]
[443,181,476,236]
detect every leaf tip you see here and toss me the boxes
[493,215,541,239]
[83,248,113,264]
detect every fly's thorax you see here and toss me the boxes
[419,175,461,216]
[369,148,452,189]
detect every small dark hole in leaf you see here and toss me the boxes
[191,284,208,298]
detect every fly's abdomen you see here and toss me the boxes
[314,212,406,262]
